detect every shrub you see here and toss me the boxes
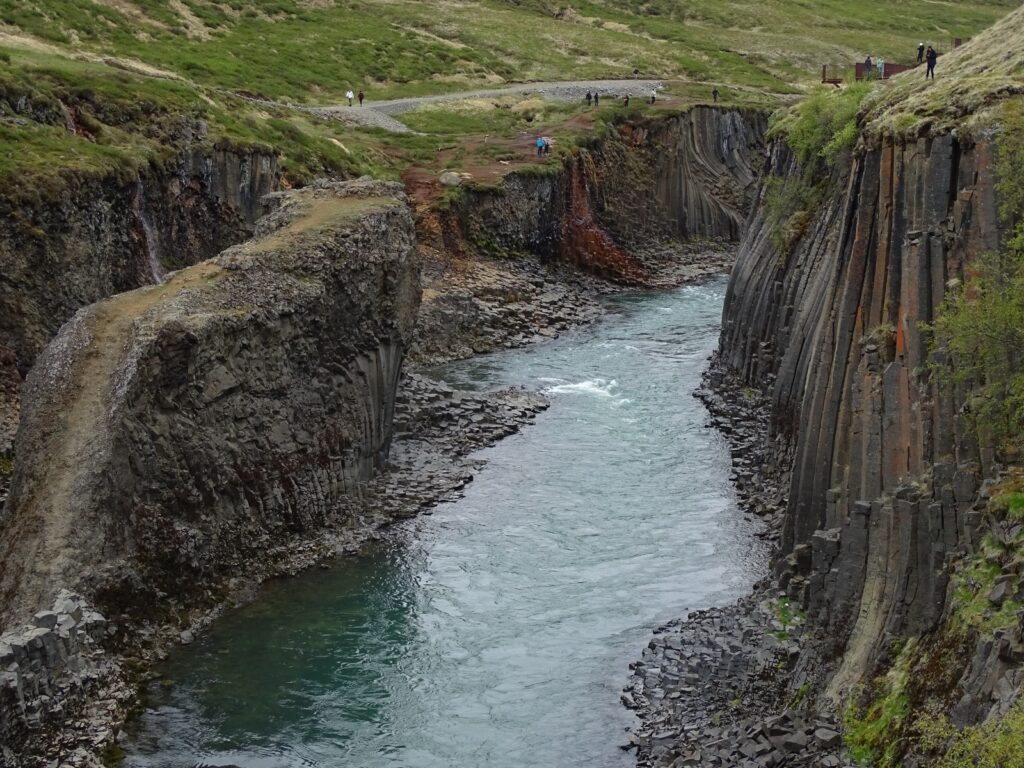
[762,83,872,251]
[933,708,1024,765]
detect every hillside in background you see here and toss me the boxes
[0,0,1018,191]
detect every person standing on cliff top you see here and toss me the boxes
[712,88,720,103]
[926,46,938,79]
[876,56,885,79]
[864,55,873,78]
[586,91,592,107]
[358,90,365,106]
[594,92,600,107]
[917,42,925,64]
[346,89,354,106]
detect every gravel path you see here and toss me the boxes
[248,79,665,134]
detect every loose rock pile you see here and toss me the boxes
[364,371,549,520]
[412,256,606,365]
[626,597,852,768]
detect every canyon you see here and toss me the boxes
[0,106,766,766]
[2,6,1024,762]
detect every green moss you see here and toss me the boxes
[920,703,1024,767]
[844,638,918,767]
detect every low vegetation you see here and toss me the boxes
[763,82,873,250]
[843,639,917,767]
[915,704,1024,768]
[928,98,1024,454]
[0,0,1015,199]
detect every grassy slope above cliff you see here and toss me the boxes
[0,0,1017,196]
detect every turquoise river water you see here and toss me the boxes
[123,276,765,768]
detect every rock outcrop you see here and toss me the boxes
[0,145,279,438]
[701,12,1024,760]
[0,180,419,628]
[723,129,1001,689]
[440,107,766,284]
[0,141,279,527]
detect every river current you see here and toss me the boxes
[123,276,765,768]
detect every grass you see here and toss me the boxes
[1,0,1013,102]
[768,597,804,640]
[0,1,1018,202]
[862,7,1024,138]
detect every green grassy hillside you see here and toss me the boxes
[0,0,1018,192]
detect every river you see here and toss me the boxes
[122,276,765,768]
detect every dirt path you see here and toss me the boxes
[247,79,665,133]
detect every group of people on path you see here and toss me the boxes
[345,89,366,106]
[864,43,937,81]
[583,89,660,109]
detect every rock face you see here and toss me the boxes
[441,107,766,284]
[0,145,279,382]
[718,129,1011,709]
[0,180,419,627]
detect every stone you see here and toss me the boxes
[813,727,841,748]
[439,171,463,188]
[988,580,1012,607]
[32,612,58,630]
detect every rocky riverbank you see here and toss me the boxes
[625,359,855,768]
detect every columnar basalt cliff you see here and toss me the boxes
[725,130,1001,677]
[439,107,766,282]
[708,17,1024,760]
[0,145,279,459]
[410,107,767,365]
[0,180,419,628]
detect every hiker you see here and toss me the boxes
[633,67,640,79]
[346,89,354,106]
[543,137,553,156]
[623,94,630,108]
[586,91,593,107]
[877,56,885,79]
[926,46,937,79]
[650,89,657,105]
[594,92,600,107]
[712,87,720,103]
[536,136,545,157]
[864,55,873,78]
[358,90,365,106]
[917,42,925,64]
